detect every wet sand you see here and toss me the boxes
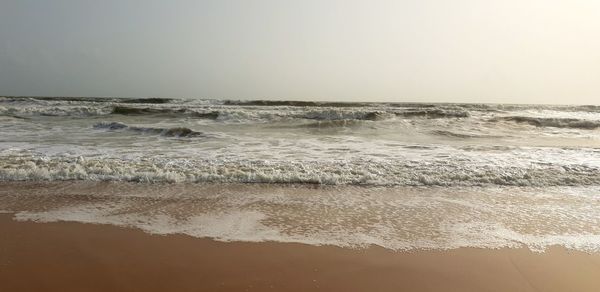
[1,214,600,291]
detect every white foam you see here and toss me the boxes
[1,150,599,187]
[14,205,281,243]
[5,183,600,253]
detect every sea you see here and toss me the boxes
[1,96,600,252]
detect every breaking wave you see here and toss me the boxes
[111,106,220,119]
[223,99,370,107]
[0,104,112,117]
[496,116,600,129]
[1,154,599,186]
[396,109,470,118]
[300,110,394,121]
[93,122,204,138]
[111,106,184,115]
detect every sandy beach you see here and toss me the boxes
[1,214,600,292]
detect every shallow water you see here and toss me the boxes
[1,97,600,251]
[2,182,600,252]
[2,96,600,186]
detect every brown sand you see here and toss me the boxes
[1,214,600,292]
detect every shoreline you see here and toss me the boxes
[2,181,600,252]
[2,213,600,291]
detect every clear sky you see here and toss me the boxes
[1,0,599,104]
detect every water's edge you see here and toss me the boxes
[2,181,599,253]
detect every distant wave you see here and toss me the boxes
[5,96,600,126]
[119,98,173,104]
[111,106,184,115]
[0,104,112,117]
[110,106,466,122]
[576,105,600,112]
[496,116,600,129]
[301,110,394,121]
[93,122,204,138]
[222,99,527,113]
[221,100,505,113]
[2,96,173,104]
[111,106,219,119]
[294,111,396,127]
[3,96,600,113]
[396,109,470,118]
[223,99,371,107]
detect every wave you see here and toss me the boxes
[396,109,470,118]
[0,114,28,120]
[119,98,173,104]
[111,106,219,119]
[4,96,600,113]
[111,106,183,115]
[496,116,600,129]
[2,154,599,187]
[294,111,395,127]
[0,104,112,117]
[1,103,395,122]
[6,97,600,127]
[187,109,396,123]
[110,107,460,122]
[2,96,173,104]
[222,100,533,113]
[301,109,394,121]
[223,99,371,107]
[575,105,600,112]
[297,119,366,128]
[93,122,204,138]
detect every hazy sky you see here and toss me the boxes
[1,0,599,104]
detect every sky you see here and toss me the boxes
[1,0,599,104]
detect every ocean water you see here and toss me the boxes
[1,96,600,251]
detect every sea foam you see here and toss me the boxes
[3,182,600,252]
